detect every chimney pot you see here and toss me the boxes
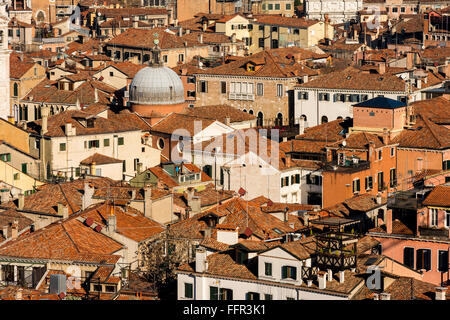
[435,287,447,300]
[18,193,25,210]
[318,271,327,289]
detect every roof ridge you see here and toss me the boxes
[421,115,446,146]
[60,222,82,253]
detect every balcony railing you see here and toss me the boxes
[228,93,255,101]
[418,227,450,240]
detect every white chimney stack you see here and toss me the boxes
[195,248,208,273]
[435,287,447,300]
[318,271,327,289]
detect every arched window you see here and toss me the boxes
[321,116,328,124]
[243,109,247,113]
[257,112,264,127]
[19,106,23,120]
[13,83,18,97]
[275,113,283,126]
[248,110,254,115]
[36,11,45,22]
[300,114,307,121]
[337,116,343,120]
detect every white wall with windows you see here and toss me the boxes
[294,88,410,127]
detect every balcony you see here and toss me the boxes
[228,93,255,101]
[322,160,371,173]
[418,227,449,240]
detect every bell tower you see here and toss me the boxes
[0,2,10,120]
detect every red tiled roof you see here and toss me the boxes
[0,217,122,263]
[296,67,407,91]
[79,203,165,242]
[107,27,206,49]
[422,185,450,207]
[80,153,123,165]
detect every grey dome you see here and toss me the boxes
[129,66,185,105]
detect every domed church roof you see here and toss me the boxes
[129,66,185,105]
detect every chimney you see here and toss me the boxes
[378,62,386,75]
[11,220,18,240]
[406,52,415,69]
[178,27,183,37]
[299,118,305,135]
[7,115,15,124]
[15,288,23,300]
[318,271,327,289]
[41,106,49,135]
[90,161,96,176]
[94,88,99,103]
[385,209,392,234]
[186,187,201,214]
[416,78,422,89]
[18,193,24,210]
[225,117,231,126]
[0,190,9,204]
[198,33,203,44]
[195,248,208,273]
[144,187,152,219]
[338,270,345,283]
[379,292,391,300]
[107,205,116,233]
[303,212,309,227]
[435,287,447,300]
[376,193,382,204]
[327,269,333,282]
[307,279,313,287]
[57,202,69,219]
[216,227,239,245]
[382,128,389,144]
[65,123,76,136]
[231,33,236,43]
[2,225,8,239]
[202,21,207,32]
[82,181,94,210]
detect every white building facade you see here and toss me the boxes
[304,0,364,24]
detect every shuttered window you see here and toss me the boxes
[416,249,431,271]
[403,247,414,268]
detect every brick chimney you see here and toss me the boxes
[378,62,386,75]
[144,187,152,219]
[385,209,392,234]
[11,219,18,239]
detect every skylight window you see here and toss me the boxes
[273,228,283,234]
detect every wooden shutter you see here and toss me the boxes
[281,266,287,279]
[210,286,218,300]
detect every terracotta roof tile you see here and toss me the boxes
[422,185,450,207]
[80,153,123,165]
[296,66,407,91]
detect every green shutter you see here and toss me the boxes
[281,266,287,279]
[210,286,218,300]
[185,283,193,298]
[21,163,27,174]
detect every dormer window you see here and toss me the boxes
[236,249,248,265]
[87,118,95,128]
[247,64,255,72]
